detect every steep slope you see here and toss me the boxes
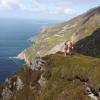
[18,6,100,63]
[74,28,100,57]
[1,53,100,100]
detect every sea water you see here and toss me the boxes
[0,19,59,82]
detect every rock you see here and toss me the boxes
[16,77,24,91]
[86,87,99,100]
[38,74,46,87]
[4,78,13,89]
[2,87,12,100]
[17,50,29,64]
[88,94,98,100]
[29,58,45,71]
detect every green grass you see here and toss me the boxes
[37,53,100,100]
[1,53,100,100]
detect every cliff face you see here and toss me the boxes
[1,53,100,100]
[18,6,100,63]
[74,28,100,57]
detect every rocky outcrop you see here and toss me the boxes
[17,49,30,64]
[1,75,24,100]
[38,74,47,87]
[2,87,12,100]
[16,77,24,91]
[86,87,100,100]
[17,50,26,60]
[29,58,45,71]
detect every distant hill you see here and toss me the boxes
[37,6,100,39]
[18,6,100,63]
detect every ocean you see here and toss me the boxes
[0,19,60,82]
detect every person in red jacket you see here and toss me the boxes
[68,41,73,55]
[64,41,73,56]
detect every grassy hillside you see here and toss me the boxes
[1,52,100,100]
[20,6,100,63]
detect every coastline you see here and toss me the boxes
[16,25,47,64]
[17,49,30,64]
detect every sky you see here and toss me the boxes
[0,0,100,21]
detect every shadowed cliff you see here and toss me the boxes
[74,28,100,57]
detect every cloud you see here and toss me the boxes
[63,8,76,14]
[91,0,100,1]
[0,0,21,10]
[0,0,76,16]
[0,0,83,20]
[32,0,40,8]
[30,0,76,17]
[56,1,76,14]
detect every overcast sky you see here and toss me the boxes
[0,0,100,20]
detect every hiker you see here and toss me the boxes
[64,32,75,56]
[64,41,73,56]
[67,41,73,55]
[64,42,68,56]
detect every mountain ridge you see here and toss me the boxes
[18,6,100,63]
